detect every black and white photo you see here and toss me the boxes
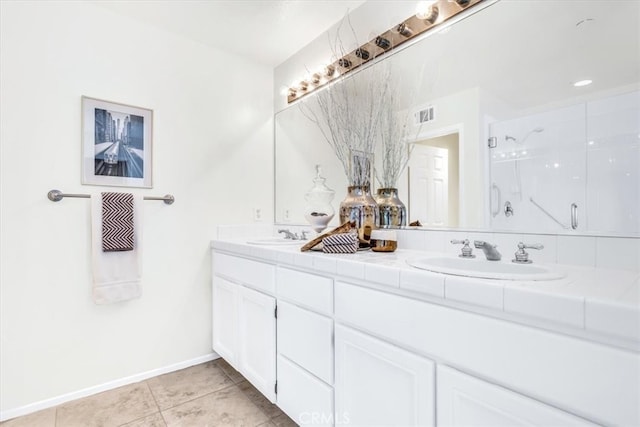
[82,96,152,188]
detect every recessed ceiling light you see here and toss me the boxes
[573,79,593,87]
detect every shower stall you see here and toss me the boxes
[489,90,639,236]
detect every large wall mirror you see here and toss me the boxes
[275,0,639,237]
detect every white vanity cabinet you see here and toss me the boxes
[334,280,639,426]
[211,244,639,426]
[334,324,435,426]
[437,365,597,426]
[212,252,277,402]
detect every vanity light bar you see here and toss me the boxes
[287,0,485,104]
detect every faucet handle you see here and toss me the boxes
[513,242,544,264]
[520,242,544,250]
[451,239,475,258]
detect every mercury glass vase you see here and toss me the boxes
[375,187,407,228]
[339,185,379,241]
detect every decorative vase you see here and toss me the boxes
[339,185,379,241]
[304,165,335,233]
[375,187,407,228]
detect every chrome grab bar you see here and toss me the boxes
[571,203,578,230]
[529,197,568,229]
[491,183,501,218]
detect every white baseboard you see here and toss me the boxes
[0,352,219,422]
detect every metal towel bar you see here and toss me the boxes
[47,189,175,205]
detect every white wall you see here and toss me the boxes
[0,1,273,416]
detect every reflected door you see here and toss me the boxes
[409,145,449,226]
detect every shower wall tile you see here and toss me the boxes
[556,235,597,267]
[596,237,640,272]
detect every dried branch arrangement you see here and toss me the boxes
[303,68,391,187]
[375,81,416,189]
[301,18,392,188]
[301,16,428,191]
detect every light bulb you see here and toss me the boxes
[416,1,439,23]
[573,79,592,87]
[415,1,436,19]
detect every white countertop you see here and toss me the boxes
[211,238,640,351]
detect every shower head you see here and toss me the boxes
[506,127,545,143]
[521,127,544,143]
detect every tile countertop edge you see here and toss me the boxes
[211,239,640,348]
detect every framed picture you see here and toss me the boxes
[82,96,153,188]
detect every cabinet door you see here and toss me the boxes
[277,355,334,426]
[239,285,277,402]
[212,275,239,368]
[437,365,597,426]
[335,324,435,426]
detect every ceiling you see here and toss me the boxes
[92,0,367,67]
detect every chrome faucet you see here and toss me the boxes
[474,240,502,261]
[278,229,297,240]
[278,229,310,241]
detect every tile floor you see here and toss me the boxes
[1,359,297,427]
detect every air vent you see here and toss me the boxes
[415,105,435,124]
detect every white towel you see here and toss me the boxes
[91,193,143,304]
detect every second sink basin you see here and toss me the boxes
[246,237,305,246]
[406,256,565,281]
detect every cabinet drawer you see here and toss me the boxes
[277,267,333,315]
[278,301,333,384]
[213,252,275,294]
[277,355,334,426]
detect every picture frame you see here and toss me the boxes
[81,96,153,188]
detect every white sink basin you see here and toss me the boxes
[246,238,305,246]
[406,257,565,281]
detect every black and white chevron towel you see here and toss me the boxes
[101,192,134,252]
[322,232,358,254]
